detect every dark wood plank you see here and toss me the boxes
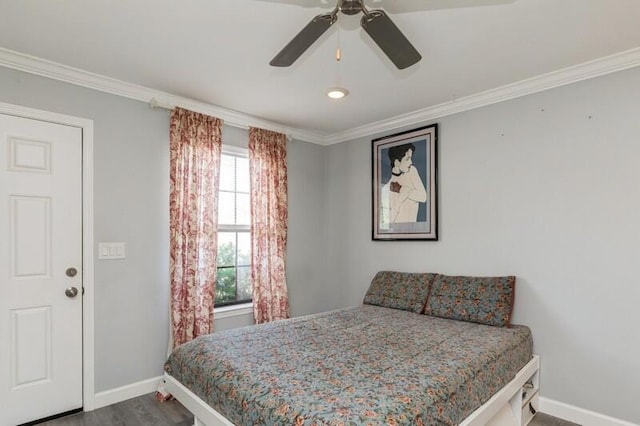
[38,394,193,426]
[531,412,581,426]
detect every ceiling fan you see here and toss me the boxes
[270,0,421,70]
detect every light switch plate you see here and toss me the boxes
[98,242,126,260]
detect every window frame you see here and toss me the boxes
[215,146,252,309]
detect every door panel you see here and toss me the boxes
[11,306,52,389]
[11,195,52,278]
[0,113,83,426]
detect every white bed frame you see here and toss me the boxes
[164,355,540,426]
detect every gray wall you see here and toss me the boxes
[0,66,328,392]
[3,62,639,423]
[0,66,171,392]
[286,138,329,317]
[324,67,640,424]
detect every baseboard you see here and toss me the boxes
[93,375,163,410]
[539,397,638,426]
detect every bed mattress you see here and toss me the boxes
[165,305,533,425]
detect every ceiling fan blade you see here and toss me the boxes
[361,10,422,70]
[369,0,516,14]
[270,13,337,67]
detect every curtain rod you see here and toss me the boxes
[148,97,292,141]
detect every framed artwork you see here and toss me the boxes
[372,124,438,241]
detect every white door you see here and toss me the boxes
[0,113,83,426]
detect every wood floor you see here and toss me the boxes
[38,393,579,426]
[38,394,192,426]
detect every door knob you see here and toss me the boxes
[65,287,79,298]
[66,267,78,277]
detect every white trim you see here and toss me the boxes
[221,144,248,157]
[539,397,639,426]
[2,46,640,146]
[81,118,96,411]
[322,47,640,145]
[214,303,253,320]
[0,47,325,145]
[0,101,96,412]
[94,376,164,410]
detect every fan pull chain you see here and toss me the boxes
[336,26,342,62]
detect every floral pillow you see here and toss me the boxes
[424,275,516,327]
[363,271,436,313]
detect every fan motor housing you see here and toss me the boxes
[339,0,363,15]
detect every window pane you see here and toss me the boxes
[236,193,250,226]
[219,155,235,192]
[217,232,236,267]
[237,232,251,266]
[236,157,250,193]
[215,267,236,305]
[237,266,252,301]
[218,191,235,225]
[215,148,252,307]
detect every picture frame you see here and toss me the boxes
[372,124,438,241]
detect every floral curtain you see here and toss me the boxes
[169,107,222,348]
[249,127,290,324]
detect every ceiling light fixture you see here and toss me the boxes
[327,87,349,99]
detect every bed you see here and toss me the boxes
[164,272,539,426]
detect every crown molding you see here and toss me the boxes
[2,46,639,146]
[0,47,325,144]
[322,47,640,145]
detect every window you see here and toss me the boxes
[215,148,251,307]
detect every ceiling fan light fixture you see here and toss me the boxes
[270,0,421,69]
[326,87,349,99]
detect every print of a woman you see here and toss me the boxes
[381,143,427,227]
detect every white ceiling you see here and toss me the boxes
[1,0,640,142]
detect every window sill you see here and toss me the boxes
[214,302,253,319]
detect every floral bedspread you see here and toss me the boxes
[165,305,532,425]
